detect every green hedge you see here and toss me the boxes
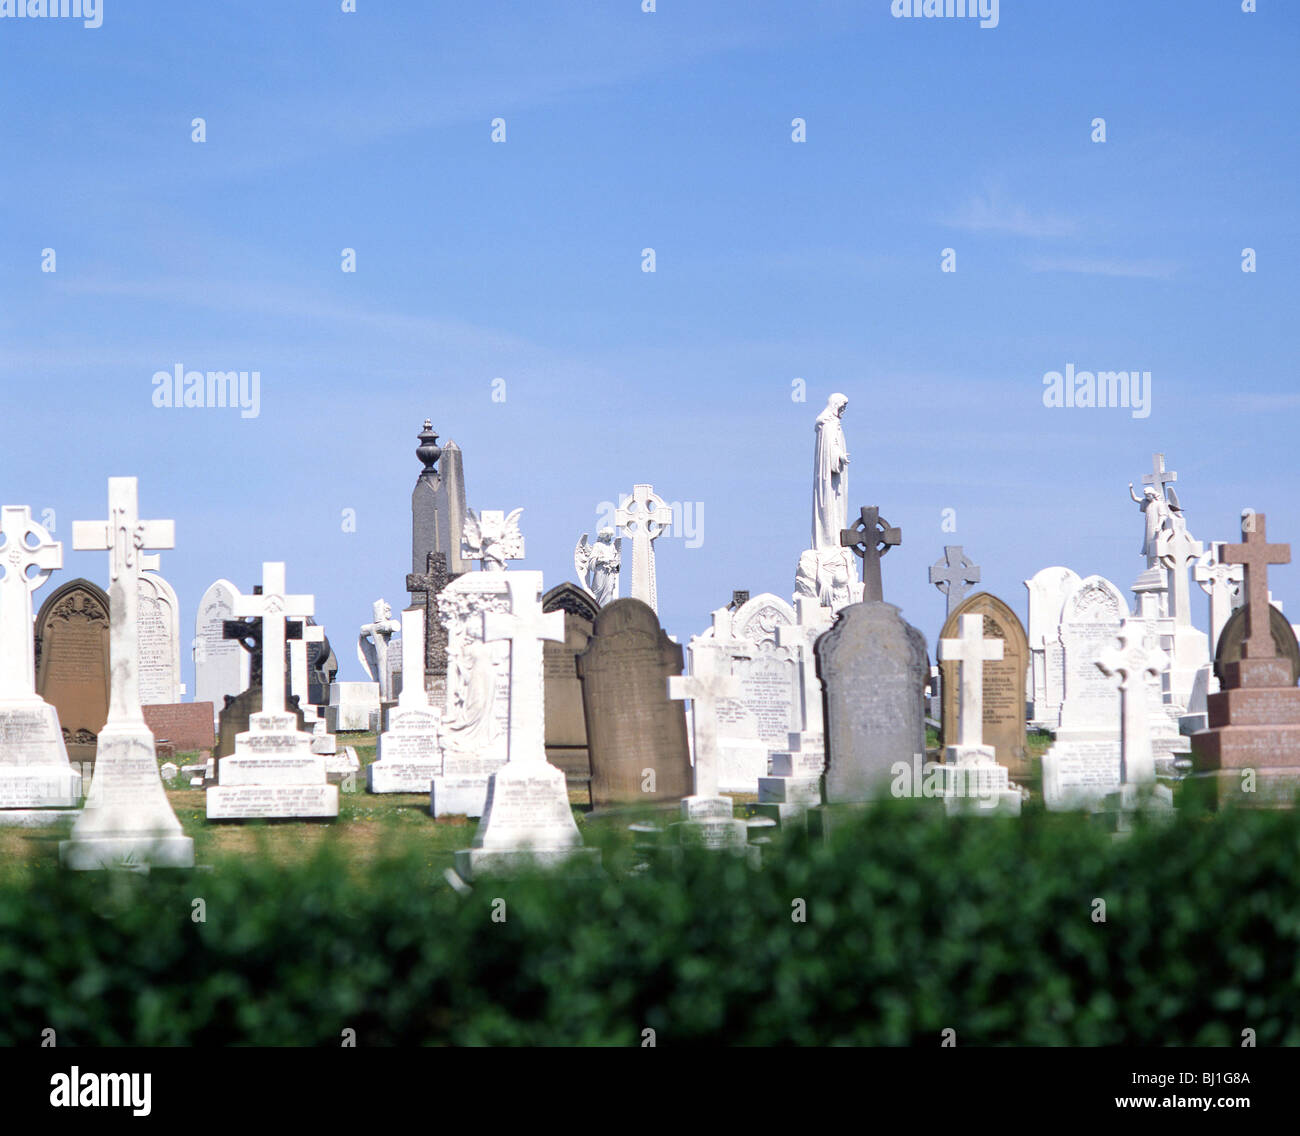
[1,802,1298,1045]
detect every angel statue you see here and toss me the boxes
[461,507,525,570]
[574,527,622,607]
[1128,481,1175,567]
[358,598,401,702]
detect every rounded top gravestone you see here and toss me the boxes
[938,592,1030,778]
[34,577,111,761]
[1213,604,1300,687]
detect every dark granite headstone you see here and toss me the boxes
[938,592,1030,779]
[577,598,692,808]
[817,600,928,802]
[1213,604,1300,687]
[305,618,333,708]
[407,551,454,692]
[34,578,111,769]
[216,690,309,761]
[542,582,598,785]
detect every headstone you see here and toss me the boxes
[1156,508,1210,708]
[667,643,749,849]
[1195,543,1243,655]
[930,546,981,617]
[1096,618,1174,826]
[541,582,598,785]
[141,703,215,755]
[34,577,110,770]
[137,570,183,706]
[411,420,470,582]
[937,613,1021,815]
[430,571,514,816]
[576,598,693,808]
[1040,575,1128,809]
[407,551,452,699]
[699,603,799,794]
[287,620,327,722]
[938,592,1030,781]
[368,607,443,793]
[217,689,307,759]
[453,571,599,880]
[1024,566,1081,728]
[614,483,673,613]
[206,562,337,820]
[59,478,194,869]
[326,681,381,733]
[818,600,928,802]
[194,579,248,728]
[0,505,82,819]
[1129,566,1192,769]
[1189,513,1300,807]
[1213,604,1300,688]
[840,506,901,604]
[759,596,833,819]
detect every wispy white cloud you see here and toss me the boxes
[941,191,1078,239]
[1025,255,1177,279]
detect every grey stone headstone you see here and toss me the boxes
[412,421,470,583]
[817,600,928,802]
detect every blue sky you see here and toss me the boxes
[2,0,1297,694]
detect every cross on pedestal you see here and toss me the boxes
[482,572,565,766]
[233,563,314,716]
[407,551,451,677]
[1096,619,1169,785]
[938,613,1004,748]
[1143,452,1178,499]
[72,477,174,724]
[1158,521,1204,628]
[929,545,981,616]
[0,505,62,699]
[614,483,674,614]
[1222,513,1291,659]
[840,506,901,603]
[1195,545,1243,651]
[223,587,302,693]
[359,599,401,701]
[669,644,741,800]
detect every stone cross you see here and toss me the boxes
[1143,452,1178,500]
[0,505,61,698]
[669,644,741,800]
[72,477,174,723]
[840,506,901,603]
[396,607,429,710]
[1096,619,1168,785]
[233,563,314,716]
[614,483,674,614]
[1222,513,1291,659]
[482,572,565,766]
[1157,520,1204,628]
[929,545,981,616]
[406,551,451,677]
[222,588,302,691]
[938,613,1004,748]
[359,598,402,701]
[1195,544,1243,652]
[775,595,832,735]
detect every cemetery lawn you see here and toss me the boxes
[0,733,622,874]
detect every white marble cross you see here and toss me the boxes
[615,483,673,613]
[669,644,740,800]
[775,595,832,735]
[1096,619,1168,786]
[482,572,564,766]
[359,599,401,700]
[1195,544,1243,652]
[938,613,1004,748]
[0,505,62,699]
[73,477,174,724]
[234,562,314,716]
[1158,519,1204,628]
[1143,452,1178,499]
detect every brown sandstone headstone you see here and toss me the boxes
[577,598,692,808]
[34,578,110,770]
[939,592,1030,780]
[541,582,597,787]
